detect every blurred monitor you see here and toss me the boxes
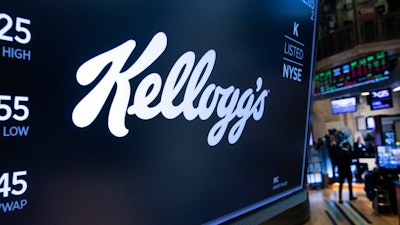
[331,96,357,114]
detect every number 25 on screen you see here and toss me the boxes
[0,171,28,198]
[0,13,31,44]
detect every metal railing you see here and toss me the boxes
[317,11,400,60]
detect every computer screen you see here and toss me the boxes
[377,146,400,169]
[1,1,318,224]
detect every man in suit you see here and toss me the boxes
[337,141,357,203]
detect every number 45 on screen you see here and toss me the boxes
[0,171,28,198]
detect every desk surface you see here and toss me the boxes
[359,158,376,171]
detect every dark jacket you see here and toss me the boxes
[336,149,354,174]
[328,143,341,162]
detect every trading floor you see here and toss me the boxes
[305,183,398,225]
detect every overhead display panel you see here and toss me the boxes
[1,0,317,224]
[314,51,390,96]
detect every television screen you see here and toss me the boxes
[366,116,376,130]
[370,88,393,110]
[1,1,318,224]
[377,146,400,169]
[331,97,357,114]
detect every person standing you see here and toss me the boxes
[328,134,340,181]
[337,141,357,203]
[353,136,368,182]
[354,136,366,156]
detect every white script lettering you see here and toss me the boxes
[72,32,270,146]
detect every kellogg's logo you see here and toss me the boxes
[72,32,270,146]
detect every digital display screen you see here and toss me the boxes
[370,88,393,110]
[331,97,357,114]
[1,1,317,224]
[366,116,376,130]
[314,51,390,96]
[377,146,400,169]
